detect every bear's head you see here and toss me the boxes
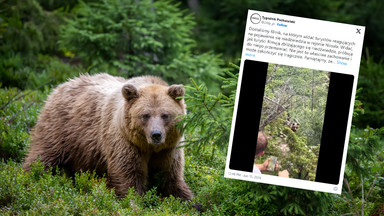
[121,83,186,151]
[290,122,299,132]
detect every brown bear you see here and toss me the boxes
[284,117,300,132]
[23,73,193,201]
[290,122,300,132]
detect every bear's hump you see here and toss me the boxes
[66,73,126,86]
[54,73,127,99]
[125,76,169,89]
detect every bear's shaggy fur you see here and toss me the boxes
[23,73,193,200]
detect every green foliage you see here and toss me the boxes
[0,0,83,89]
[186,149,332,215]
[0,160,119,215]
[60,0,194,64]
[353,88,365,118]
[58,0,223,88]
[180,69,238,155]
[330,173,383,216]
[0,160,199,215]
[0,87,50,162]
[119,187,198,215]
[0,53,84,89]
[1,0,225,90]
[328,97,384,215]
[262,117,318,181]
[260,64,329,147]
[0,0,63,56]
[0,52,26,89]
[31,55,84,88]
[348,90,384,176]
[282,127,318,181]
[74,170,101,194]
[255,64,327,181]
[37,0,80,11]
[354,57,384,128]
[347,127,384,176]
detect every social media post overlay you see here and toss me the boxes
[243,10,365,76]
[225,10,365,194]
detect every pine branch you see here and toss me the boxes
[0,81,51,111]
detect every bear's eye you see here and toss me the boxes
[161,114,170,120]
[141,114,150,120]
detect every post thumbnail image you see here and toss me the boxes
[254,63,330,181]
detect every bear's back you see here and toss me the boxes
[62,73,127,97]
[26,73,128,173]
[125,75,169,88]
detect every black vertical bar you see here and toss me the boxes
[229,60,268,172]
[315,72,354,184]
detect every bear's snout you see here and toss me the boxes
[151,130,163,145]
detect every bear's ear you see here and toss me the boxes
[168,85,185,100]
[122,84,139,101]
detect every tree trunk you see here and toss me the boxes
[188,0,200,15]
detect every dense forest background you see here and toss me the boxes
[1,0,383,215]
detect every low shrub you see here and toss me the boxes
[0,160,199,215]
[0,87,50,162]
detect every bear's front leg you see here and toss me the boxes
[158,148,193,201]
[107,145,150,198]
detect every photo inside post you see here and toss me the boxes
[255,63,330,181]
[225,10,365,194]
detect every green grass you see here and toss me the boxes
[0,87,50,162]
[0,160,201,215]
